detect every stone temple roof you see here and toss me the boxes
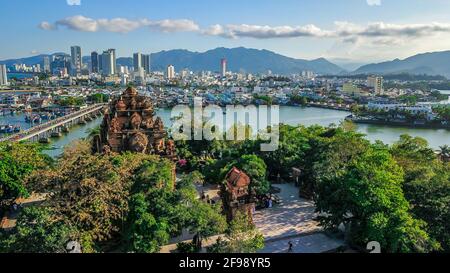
[225,167,251,188]
[123,86,138,97]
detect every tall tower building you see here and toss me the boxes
[91,51,99,73]
[133,53,142,72]
[142,54,151,74]
[43,56,51,73]
[0,64,8,86]
[110,49,117,74]
[51,54,70,75]
[134,53,150,74]
[166,65,175,80]
[98,53,103,73]
[70,46,82,76]
[102,49,117,76]
[221,58,227,77]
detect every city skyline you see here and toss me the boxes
[2,0,450,65]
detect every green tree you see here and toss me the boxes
[89,93,109,103]
[224,155,269,195]
[0,207,74,253]
[26,142,146,249]
[125,193,170,253]
[208,211,264,253]
[391,135,450,251]
[0,142,51,207]
[315,145,439,252]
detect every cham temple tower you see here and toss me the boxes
[93,86,176,160]
[221,167,256,223]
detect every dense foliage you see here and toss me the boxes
[208,211,264,253]
[57,96,86,107]
[176,122,450,253]
[1,118,449,253]
[1,141,227,253]
[0,142,51,207]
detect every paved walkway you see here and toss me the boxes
[260,233,344,253]
[159,182,345,253]
[253,183,321,241]
[0,193,47,231]
[254,183,345,253]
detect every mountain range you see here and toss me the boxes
[0,47,345,75]
[1,47,450,78]
[353,50,450,78]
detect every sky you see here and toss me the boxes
[2,0,450,67]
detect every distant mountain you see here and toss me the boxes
[0,53,67,67]
[354,51,450,78]
[148,47,345,75]
[1,47,345,75]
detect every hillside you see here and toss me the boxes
[353,51,450,78]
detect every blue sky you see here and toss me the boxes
[2,0,450,65]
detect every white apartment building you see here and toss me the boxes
[0,64,8,86]
[166,65,175,80]
[367,76,384,95]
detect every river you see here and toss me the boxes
[156,106,450,151]
[1,106,449,157]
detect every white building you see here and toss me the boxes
[133,53,142,72]
[166,65,175,80]
[0,64,8,86]
[367,76,384,95]
[102,49,117,76]
[70,46,83,76]
[221,58,227,77]
[121,74,129,86]
[368,102,435,120]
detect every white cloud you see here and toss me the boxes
[39,16,450,46]
[40,15,199,34]
[203,21,450,41]
[367,0,381,6]
[38,21,56,31]
[147,19,200,32]
[67,0,81,5]
[215,24,333,39]
[56,15,98,32]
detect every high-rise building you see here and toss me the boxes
[142,54,150,74]
[43,56,51,73]
[70,46,82,76]
[221,58,227,77]
[166,65,175,80]
[0,64,8,86]
[367,76,384,95]
[133,53,142,72]
[98,53,103,73]
[134,53,151,74]
[102,49,117,76]
[51,54,70,75]
[110,49,117,74]
[91,51,99,73]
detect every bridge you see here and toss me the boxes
[0,104,106,143]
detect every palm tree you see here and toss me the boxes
[439,145,450,162]
[86,126,101,139]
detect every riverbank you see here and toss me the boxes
[2,106,450,156]
[347,116,450,130]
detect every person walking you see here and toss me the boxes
[288,241,294,253]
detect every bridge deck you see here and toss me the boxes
[0,104,106,143]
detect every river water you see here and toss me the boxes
[1,106,449,157]
[156,106,450,150]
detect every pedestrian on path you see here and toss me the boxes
[288,241,294,253]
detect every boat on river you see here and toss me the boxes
[25,114,42,124]
[0,124,21,134]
